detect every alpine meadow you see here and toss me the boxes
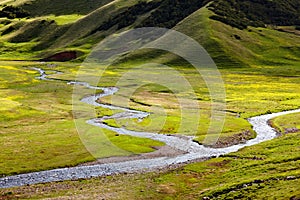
[0,0,299,199]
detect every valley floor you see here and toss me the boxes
[0,60,299,199]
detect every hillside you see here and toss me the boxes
[209,0,300,29]
[0,0,299,64]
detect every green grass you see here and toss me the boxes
[90,7,300,145]
[1,131,299,199]
[0,61,163,176]
[175,7,300,69]
[149,131,300,199]
[0,41,40,60]
[271,112,300,134]
[44,14,84,25]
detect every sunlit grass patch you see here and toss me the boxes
[223,71,300,117]
[271,112,300,134]
[106,129,164,154]
[0,41,39,60]
[0,98,21,111]
[44,14,84,25]
[0,119,94,176]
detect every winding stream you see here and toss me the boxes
[0,68,299,188]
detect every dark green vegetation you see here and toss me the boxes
[0,0,299,199]
[209,0,300,29]
[136,0,207,28]
[0,6,29,19]
[18,0,114,16]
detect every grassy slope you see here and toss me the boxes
[20,0,114,16]
[45,0,139,51]
[0,0,114,16]
[0,0,151,59]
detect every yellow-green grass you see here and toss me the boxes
[1,60,294,174]
[0,41,40,60]
[1,131,299,199]
[271,112,300,134]
[0,61,163,176]
[44,14,84,25]
[86,62,299,146]
[82,6,300,145]
[1,14,84,26]
[223,70,300,118]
